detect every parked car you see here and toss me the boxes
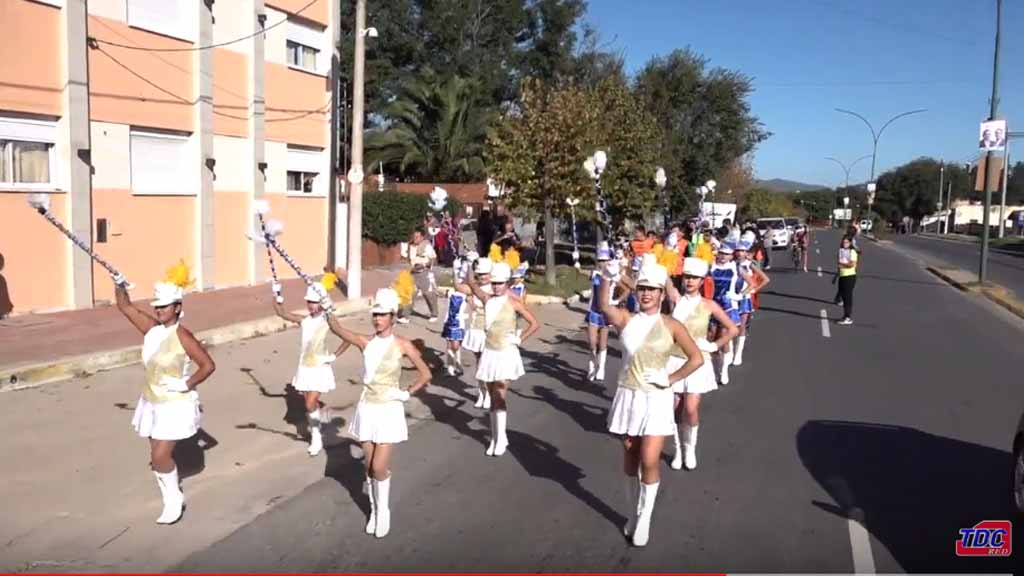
[757,217,790,249]
[1013,409,1024,517]
[784,217,801,232]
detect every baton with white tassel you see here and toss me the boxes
[245,215,332,312]
[253,200,283,302]
[26,193,133,289]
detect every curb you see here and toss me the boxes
[926,266,1024,320]
[0,297,372,392]
[916,233,1024,258]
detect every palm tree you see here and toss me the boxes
[366,71,493,183]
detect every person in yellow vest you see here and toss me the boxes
[113,261,216,525]
[324,286,432,539]
[664,258,738,470]
[466,262,541,457]
[271,273,351,457]
[596,259,704,547]
[835,235,859,325]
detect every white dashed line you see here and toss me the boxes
[820,309,831,338]
[848,512,876,574]
[817,266,823,277]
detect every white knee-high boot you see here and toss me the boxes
[154,468,184,524]
[719,350,732,384]
[632,481,660,547]
[454,347,463,371]
[486,410,497,456]
[493,410,508,456]
[364,475,376,534]
[683,424,699,470]
[445,348,457,376]
[307,409,323,456]
[474,380,486,408]
[596,349,608,381]
[733,335,747,366]
[587,350,598,381]
[671,424,683,470]
[482,387,492,410]
[373,476,391,538]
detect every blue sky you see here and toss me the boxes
[583,0,1022,188]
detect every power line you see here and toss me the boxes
[89,0,321,53]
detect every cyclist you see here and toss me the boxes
[792,224,810,272]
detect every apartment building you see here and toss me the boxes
[0,0,341,314]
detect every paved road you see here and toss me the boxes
[171,230,1023,573]
[892,234,1024,298]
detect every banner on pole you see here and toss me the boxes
[979,119,1007,152]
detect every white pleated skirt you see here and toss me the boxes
[475,346,525,383]
[667,355,718,394]
[607,386,676,437]
[292,364,337,393]
[462,328,486,353]
[132,393,201,441]
[348,400,408,444]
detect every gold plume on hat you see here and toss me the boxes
[320,272,338,292]
[392,269,415,306]
[653,244,679,273]
[164,259,195,289]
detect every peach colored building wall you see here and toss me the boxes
[267,0,329,27]
[214,191,251,288]
[255,193,327,279]
[0,0,62,117]
[0,193,69,313]
[264,64,328,147]
[91,189,196,304]
[88,16,194,132]
[212,48,249,138]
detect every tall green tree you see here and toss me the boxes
[365,72,493,182]
[487,77,661,285]
[634,48,770,218]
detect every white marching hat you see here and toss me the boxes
[597,241,612,261]
[474,257,494,275]
[491,262,512,283]
[370,288,400,314]
[635,262,668,289]
[152,282,183,307]
[682,257,709,278]
[305,284,326,302]
[512,262,529,278]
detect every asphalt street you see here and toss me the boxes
[172,230,1024,574]
[892,234,1024,298]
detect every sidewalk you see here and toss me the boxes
[0,268,401,388]
[916,232,1024,257]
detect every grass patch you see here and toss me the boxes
[991,236,1024,247]
[526,265,593,298]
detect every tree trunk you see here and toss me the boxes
[544,201,557,287]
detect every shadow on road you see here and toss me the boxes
[797,420,1015,573]
[520,348,609,401]
[756,305,829,321]
[174,428,220,480]
[323,433,372,517]
[512,385,607,434]
[240,367,310,438]
[506,429,625,532]
[761,290,836,306]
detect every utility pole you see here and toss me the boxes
[945,180,952,234]
[937,162,944,233]
[327,0,341,270]
[346,0,367,298]
[979,0,1002,284]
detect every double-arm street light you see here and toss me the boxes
[825,154,871,227]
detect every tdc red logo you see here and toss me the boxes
[956,520,1012,557]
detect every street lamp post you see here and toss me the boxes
[584,150,609,245]
[825,154,872,228]
[655,167,668,230]
[835,108,928,187]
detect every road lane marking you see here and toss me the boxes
[848,513,876,574]
[820,309,830,338]
[817,266,822,277]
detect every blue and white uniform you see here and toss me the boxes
[587,272,610,327]
[510,282,526,299]
[710,261,741,324]
[441,291,468,341]
[736,260,755,315]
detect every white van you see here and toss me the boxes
[756,217,790,249]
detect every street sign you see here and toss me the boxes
[833,208,852,221]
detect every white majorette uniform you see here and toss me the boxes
[607,311,676,438]
[462,258,493,353]
[475,293,526,383]
[291,315,337,393]
[667,293,717,394]
[349,334,408,444]
[132,323,201,441]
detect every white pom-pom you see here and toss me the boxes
[265,219,284,237]
[254,199,270,215]
[244,228,267,244]
[27,193,51,211]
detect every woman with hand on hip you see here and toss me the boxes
[271,273,350,456]
[461,257,493,408]
[114,261,216,525]
[466,262,541,457]
[597,258,703,547]
[664,258,738,470]
[324,287,432,539]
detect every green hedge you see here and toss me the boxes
[362,191,464,245]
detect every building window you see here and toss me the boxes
[127,0,195,42]
[286,40,319,71]
[287,170,317,193]
[130,129,194,195]
[0,116,58,189]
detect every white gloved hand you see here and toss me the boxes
[112,273,127,287]
[387,388,411,402]
[276,295,284,304]
[642,368,671,389]
[697,339,719,353]
[572,249,580,262]
[728,292,743,303]
[320,296,334,312]
[272,281,282,294]
[318,354,337,365]
[160,375,191,392]
[507,332,522,346]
